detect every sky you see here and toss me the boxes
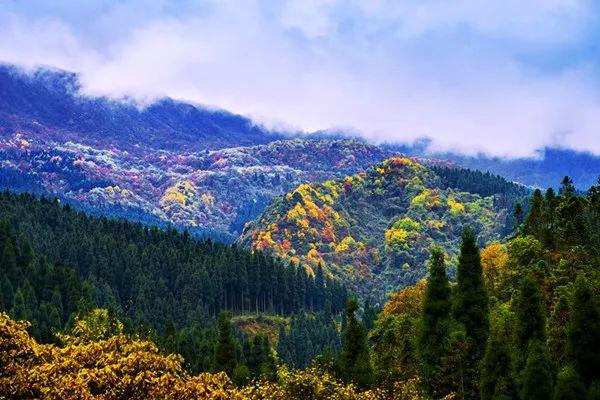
[0,0,599,157]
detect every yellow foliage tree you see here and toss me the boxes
[480,242,509,298]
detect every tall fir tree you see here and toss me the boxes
[453,227,489,354]
[213,311,237,377]
[340,298,373,389]
[525,188,545,241]
[567,275,600,386]
[418,246,451,392]
[515,273,546,368]
[521,340,554,400]
[480,313,517,400]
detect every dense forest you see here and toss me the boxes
[1,175,599,399]
[241,157,530,297]
[0,191,347,374]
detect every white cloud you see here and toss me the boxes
[0,0,598,157]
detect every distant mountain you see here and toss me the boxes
[385,142,600,190]
[0,63,595,242]
[239,157,529,297]
[0,64,398,239]
[0,129,395,239]
[442,148,600,191]
[0,64,284,153]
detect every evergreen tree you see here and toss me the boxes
[554,365,586,400]
[480,315,517,400]
[514,202,524,228]
[340,298,373,389]
[213,311,237,377]
[521,340,554,400]
[10,288,29,321]
[544,187,557,248]
[362,299,377,333]
[548,293,569,369]
[567,275,600,385]
[453,227,489,354]
[418,246,451,390]
[525,189,545,240]
[515,273,546,367]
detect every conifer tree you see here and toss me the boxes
[480,314,517,400]
[514,201,524,228]
[554,365,586,400]
[568,275,600,385]
[515,273,546,366]
[548,293,569,369]
[521,340,554,400]
[340,298,373,389]
[418,246,451,389]
[525,189,545,240]
[213,311,237,377]
[453,227,489,354]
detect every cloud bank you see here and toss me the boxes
[1,0,599,157]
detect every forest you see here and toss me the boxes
[1,175,599,399]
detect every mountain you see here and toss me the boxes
[0,64,283,153]
[387,142,600,190]
[1,63,595,243]
[0,131,394,239]
[447,148,600,191]
[239,157,529,296]
[0,65,400,239]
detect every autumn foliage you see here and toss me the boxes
[0,311,435,400]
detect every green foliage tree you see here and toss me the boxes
[521,340,554,400]
[515,273,546,368]
[453,227,489,355]
[524,188,545,240]
[548,293,569,369]
[418,246,451,392]
[554,365,586,400]
[480,312,517,400]
[567,275,600,386]
[340,298,373,389]
[213,311,237,377]
[371,313,416,386]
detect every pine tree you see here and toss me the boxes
[340,298,373,389]
[525,189,545,241]
[480,315,517,400]
[514,202,524,228]
[521,340,554,400]
[554,365,586,400]
[418,246,451,390]
[548,293,569,369]
[453,227,489,354]
[10,288,29,321]
[362,299,377,333]
[515,273,546,367]
[213,311,237,377]
[567,275,600,385]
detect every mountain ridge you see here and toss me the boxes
[239,157,528,297]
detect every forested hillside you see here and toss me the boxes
[240,157,529,297]
[0,191,347,373]
[2,176,597,399]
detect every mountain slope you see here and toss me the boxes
[239,157,528,296]
[0,131,395,239]
[0,64,283,153]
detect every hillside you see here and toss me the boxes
[239,157,529,296]
[0,64,283,153]
[0,131,394,238]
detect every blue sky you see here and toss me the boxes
[1,0,599,157]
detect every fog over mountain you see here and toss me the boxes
[1,0,599,157]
